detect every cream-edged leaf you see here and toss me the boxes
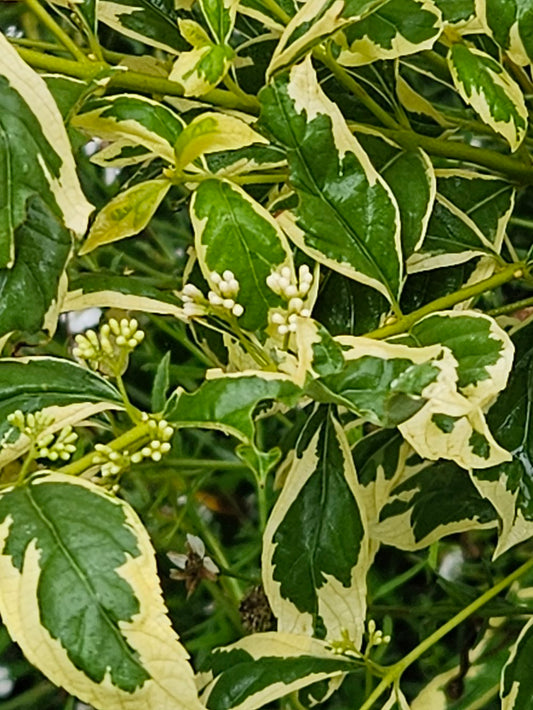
[200,632,357,710]
[267,0,388,75]
[260,58,402,307]
[334,0,443,67]
[169,44,234,97]
[448,43,528,151]
[199,0,239,42]
[72,94,185,165]
[0,473,204,710]
[98,0,188,52]
[165,371,301,443]
[80,179,171,254]
[477,0,533,66]
[191,178,293,332]
[374,457,498,550]
[263,407,370,644]
[501,617,533,710]
[0,35,92,268]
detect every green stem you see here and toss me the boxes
[59,422,151,475]
[223,73,261,111]
[182,172,288,185]
[13,47,259,113]
[365,262,526,339]
[115,372,142,423]
[487,295,533,317]
[149,315,214,367]
[360,556,533,710]
[510,216,533,229]
[315,47,401,130]
[24,0,88,63]
[158,458,247,470]
[367,126,533,184]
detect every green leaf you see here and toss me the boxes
[151,351,172,412]
[334,0,443,66]
[64,273,185,320]
[356,128,436,257]
[165,372,301,443]
[0,473,203,710]
[98,0,188,52]
[80,179,171,254]
[191,179,293,332]
[169,43,234,97]
[434,0,477,25]
[205,143,286,176]
[479,0,533,66]
[199,0,239,42]
[0,35,93,268]
[174,113,268,171]
[501,617,533,710]
[315,336,455,427]
[263,407,370,643]
[448,43,527,151]
[0,197,72,339]
[260,58,402,307]
[267,0,389,74]
[470,321,533,557]
[201,632,357,710]
[72,95,185,165]
[375,457,498,550]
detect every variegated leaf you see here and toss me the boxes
[165,371,301,443]
[316,335,459,428]
[260,58,402,307]
[200,632,357,710]
[477,0,533,66]
[0,356,123,467]
[356,127,436,257]
[263,407,370,644]
[191,178,293,332]
[0,197,71,339]
[174,113,268,171]
[205,143,286,176]
[72,95,185,165]
[80,179,171,254]
[98,0,188,52]
[448,43,527,151]
[407,171,514,273]
[374,457,498,550]
[334,0,443,67]
[396,311,514,469]
[0,473,203,710]
[169,44,234,97]
[501,617,533,709]
[267,0,388,75]
[470,320,533,557]
[0,35,92,269]
[199,0,239,42]
[262,407,370,646]
[63,273,186,321]
[238,0,298,29]
[434,0,478,27]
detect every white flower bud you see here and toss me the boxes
[232,303,244,317]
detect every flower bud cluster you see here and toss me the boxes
[266,265,313,335]
[6,410,77,462]
[73,318,144,375]
[181,271,245,320]
[366,619,391,649]
[36,426,78,462]
[93,417,174,477]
